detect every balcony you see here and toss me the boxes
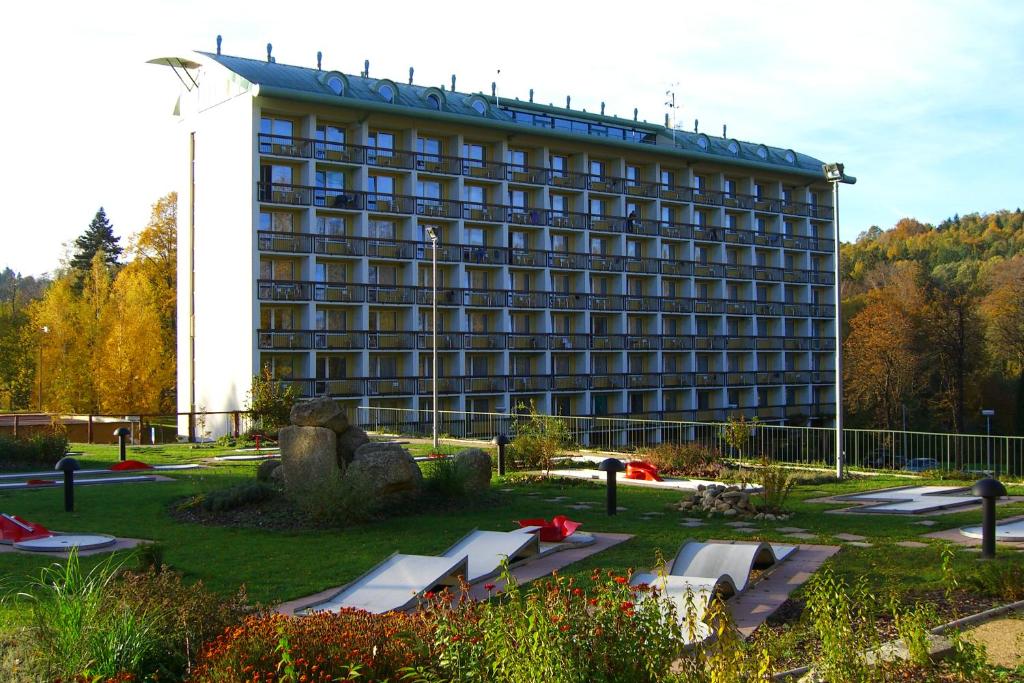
[548,211,588,230]
[756,337,783,350]
[417,377,462,394]
[314,283,366,303]
[661,299,692,313]
[366,147,415,170]
[625,296,659,312]
[549,334,588,350]
[590,335,625,351]
[692,189,725,206]
[510,249,548,268]
[725,301,754,315]
[462,202,504,223]
[546,252,588,270]
[551,374,588,391]
[626,336,659,351]
[463,289,504,307]
[508,334,547,350]
[258,231,311,253]
[660,222,693,240]
[508,291,547,308]
[660,261,692,276]
[463,159,506,181]
[507,208,548,227]
[366,378,417,395]
[259,134,313,159]
[696,373,724,386]
[366,193,415,214]
[757,372,784,385]
[510,375,550,392]
[591,374,625,390]
[726,337,755,350]
[507,165,549,185]
[589,294,623,311]
[726,372,756,386]
[693,300,723,314]
[693,263,724,278]
[627,374,661,389]
[257,330,312,349]
[589,214,623,234]
[367,286,416,305]
[313,188,364,211]
[549,170,588,190]
[416,198,462,219]
[308,379,364,397]
[659,184,693,203]
[725,265,753,279]
[465,376,507,393]
[589,255,624,272]
[625,258,659,274]
[314,235,364,257]
[257,280,311,301]
[694,336,723,350]
[314,140,365,165]
[661,373,692,388]
[625,181,659,198]
[548,293,587,310]
[415,153,462,176]
[588,175,624,194]
[315,331,366,350]
[417,287,460,307]
[416,333,462,350]
[463,333,505,350]
[462,245,507,265]
[259,183,312,206]
[369,332,416,350]
[366,240,414,260]
[625,218,659,237]
[661,336,692,350]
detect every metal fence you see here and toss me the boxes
[0,411,255,445]
[358,406,1024,476]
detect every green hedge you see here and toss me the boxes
[0,433,70,470]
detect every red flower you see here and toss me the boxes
[572,588,584,597]
[588,598,599,606]
[484,583,496,592]
[423,591,435,600]
[620,601,634,612]
[614,576,628,585]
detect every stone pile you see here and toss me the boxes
[676,484,757,518]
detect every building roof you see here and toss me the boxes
[196,51,849,182]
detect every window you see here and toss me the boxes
[260,117,293,142]
[463,185,485,204]
[470,355,489,376]
[589,159,605,178]
[591,315,609,335]
[756,217,768,234]
[697,356,711,373]
[510,231,527,250]
[660,169,674,187]
[589,237,606,255]
[368,265,397,286]
[316,355,347,379]
[551,233,568,252]
[510,271,531,291]
[660,206,672,223]
[552,313,570,334]
[625,164,639,185]
[315,215,346,235]
[466,269,488,289]
[417,136,441,158]
[259,211,293,233]
[260,258,295,280]
[260,164,293,187]
[368,220,395,239]
[426,93,441,110]
[727,318,740,336]
[693,175,704,190]
[368,131,394,151]
[754,183,764,199]
[316,169,345,189]
[552,354,570,375]
[370,356,398,378]
[696,318,709,335]
[369,310,399,332]
[261,307,295,330]
[590,275,609,295]
[757,285,769,302]
[417,180,442,201]
[589,198,604,216]
[418,266,444,288]
[470,99,487,115]
[694,211,704,226]
[378,83,395,102]
[508,149,527,170]
[724,179,736,197]
[696,282,709,298]
[592,395,608,416]
[592,355,609,374]
[368,175,394,195]
[465,227,485,246]
[628,355,644,373]
[512,355,532,375]
[315,309,346,331]
[314,124,345,156]
[463,143,485,165]
[627,278,643,296]
[509,189,527,209]
[727,140,739,155]
[314,261,345,282]
[467,311,489,333]
[628,316,643,335]
[510,313,530,333]
[550,194,567,215]
[550,154,567,177]
[551,273,569,293]
[326,76,344,95]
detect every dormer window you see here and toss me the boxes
[378,83,395,102]
[756,145,769,160]
[470,99,487,115]
[426,94,440,109]
[318,71,348,96]
[727,140,740,155]
[784,149,796,164]
[696,134,709,150]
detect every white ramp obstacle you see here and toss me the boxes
[0,464,198,481]
[960,517,1024,542]
[833,486,979,514]
[440,529,541,582]
[0,476,158,491]
[631,540,797,643]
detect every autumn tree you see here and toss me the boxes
[981,255,1024,433]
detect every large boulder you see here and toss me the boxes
[290,398,349,433]
[256,458,283,483]
[279,425,342,496]
[336,426,370,466]
[453,448,492,493]
[346,442,423,501]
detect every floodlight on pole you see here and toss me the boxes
[38,326,49,411]
[425,225,440,450]
[982,409,995,473]
[823,162,849,479]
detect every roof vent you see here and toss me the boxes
[316,51,322,70]
[409,67,414,84]
[601,101,605,115]
[633,108,638,121]
[492,81,497,97]
[216,35,222,55]
[451,74,456,91]
[529,88,534,102]
[694,119,699,133]
[723,124,727,138]
[364,59,370,78]
[266,43,272,63]
[566,95,571,108]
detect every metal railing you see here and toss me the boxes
[356,406,1024,475]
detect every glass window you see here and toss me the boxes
[368,175,394,195]
[510,231,527,249]
[463,143,485,163]
[261,307,294,330]
[509,190,527,209]
[417,180,442,199]
[315,309,346,331]
[660,169,673,187]
[591,316,608,335]
[693,175,704,190]
[315,124,344,144]
[551,273,569,293]
[510,271,531,291]
[378,84,395,102]
[368,131,394,150]
[589,237,606,255]
[368,220,395,239]
[626,165,639,184]
[510,313,530,333]
[589,198,604,215]
[314,262,346,282]
[260,117,293,139]
[552,313,570,334]
[315,215,346,235]
[466,227,485,246]
[551,233,568,252]
[259,211,293,232]
[660,206,672,222]
[508,149,527,170]
[417,136,441,157]
[724,179,736,196]
[368,265,397,286]
[550,154,567,176]
[592,355,609,374]
[315,170,345,189]
[463,185,485,204]
[466,269,488,289]
[626,240,639,258]
[550,194,567,214]
[589,159,605,177]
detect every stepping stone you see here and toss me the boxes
[680,521,705,527]
[500,488,515,493]
[544,497,570,503]
[725,521,753,528]
[569,504,592,511]
[735,528,756,534]
[641,512,665,517]
[847,542,874,548]
[915,520,938,527]
[896,541,929,548]
[784,532,817,540]
[776,527,807,534]
[834,533,867,542]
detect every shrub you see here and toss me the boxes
[638,442,723,478]
[245,366,298,435]
[754,457,796,513]
[720,415,759,462]
[190,610,431,682]
[0,433,69,470]
[509,402,576,474]
[295,471,380,526]
[968,562,1024,601]
[803,565,880,681]
[423,456,472,498]
[201,482,279,513]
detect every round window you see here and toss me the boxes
[327,76,344,95]
[727,140,739,155]
[379,84,394,102]
[757,145,768,160]
[471,99,486,115]
[696,135,709,150]
[784,150,796,163]
[426,94,440,110]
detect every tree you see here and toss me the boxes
[70,207,122,275]
[981,256,1024,434]
[246,366,299,435]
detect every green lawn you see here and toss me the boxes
[2,442,1022,613]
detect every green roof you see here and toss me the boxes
[199,52,849,182]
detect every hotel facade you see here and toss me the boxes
[153,48,842,433]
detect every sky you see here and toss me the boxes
[1,0,1022,276]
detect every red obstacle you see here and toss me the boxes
[517,515,582,542]
[0,513,53,543]
[625,461,663,482]
[110,460,154,471]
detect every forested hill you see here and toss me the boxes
[841,209,1024,295]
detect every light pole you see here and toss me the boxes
[425,225,440,450]
[823,163,854,478]
[982,408,995,474]
[38,326,49,411]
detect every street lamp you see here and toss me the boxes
[823,162,854,478]
[982,409,995,474]
[425,225,440,450]
[38,326,50,411]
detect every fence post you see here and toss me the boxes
[87,415,93,444]
[188,412,196,443]
[233,411,240,437]
[12,414,18,439]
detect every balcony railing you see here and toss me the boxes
[417,332,462,350]
[510,375,550,392]
[257,330,312,349]
[508,334,547,350]
[366,378,417,395]
[551,374,589,390]
[465,376,507,393]
[367,285,416,304]
[315,331,366,350]
[463,333,505,350]
[368,332,416,350]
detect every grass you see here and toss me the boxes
[1,441,1023,620]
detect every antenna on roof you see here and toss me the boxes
[409,67,414,84]
[566,95,571,108]
[529,88,534,103]
[216,35,222,55]
[723,124,727,138]
[494,68,501,107]
[266,43,273,63]
[633,108,638,121]
[316,51,322,70]
[600,101,605,115]
[664,84,680,145]
[694,119,699,133]
[364,59,369,77]
[451,74,456,91]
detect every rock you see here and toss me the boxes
[290,397,349,433]
[721,491,745,500]
[336,426,370,465]
[723,508,738,517]
[270,464,285,483]
[256,459,283,482]
[454,448,492,493]
[279,426,342,496]
[347,442,423,501]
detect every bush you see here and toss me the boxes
[423,456,472,498]
[968,562,1024,601]
[201,482,279,513]
[245,366,298,435]
[754,457,796,513]
[0,433,69,470]
[295,471,380,526]
[639,442,723,478]
[190,610,431,682]
[509,402,575,474]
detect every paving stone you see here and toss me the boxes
[847,541,874,548]
[500,488,515,493]
[725,521,753,528]
[735,527,756,534]
[776,527,808,534]
[915,520,938,527]
[680,520,706,527]
[569,504,592,511]
[784,532,817,540]
[834,533,867,542]
[641,511,666,517]
[896,541,929,548]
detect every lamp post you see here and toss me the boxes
[823,163,853,479]
[982,409,995,474]
[425,225,440,450]
[37,326,49,411]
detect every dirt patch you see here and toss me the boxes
[966,616,1024,668]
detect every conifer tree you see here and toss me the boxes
[70,207,122,273]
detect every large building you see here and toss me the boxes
[152,47,846,434]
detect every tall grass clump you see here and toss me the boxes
[423,456,472,498]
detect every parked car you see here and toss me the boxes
[864,448,906,469]
[904,458,941,473]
